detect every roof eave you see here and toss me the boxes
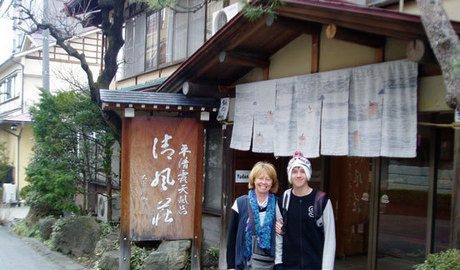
[157,0,460,94]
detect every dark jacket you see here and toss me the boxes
[282,189,325,270]
[226,195,277,269]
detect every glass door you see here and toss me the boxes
[376,128,431,269]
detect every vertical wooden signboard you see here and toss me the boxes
[125,116,202,240]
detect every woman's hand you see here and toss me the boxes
[275,218,284,235]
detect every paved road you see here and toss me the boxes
[0,226,65,270]
[0,205,89,270]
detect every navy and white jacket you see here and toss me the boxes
[226,194,283,269]
[282,189,336,270]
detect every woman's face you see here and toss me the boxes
[253,169,273,195]
[290,166,308,189]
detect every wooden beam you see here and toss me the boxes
[263,67,270,80]
[227,17,269,51]
[406,40,439,65]
[219,51,269,68]
[375,48,384,62]
[326,24,386,48]
[218,85,235,98]
[278,4,429,40]
[311,31,320,73]
[410,40,442,76]
[273,17,322,36]
[182,81,221,98]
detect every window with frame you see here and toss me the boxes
[203,126,223,213]
[123,2,205,78]
[145,11,160,70]
[0,75,17,103]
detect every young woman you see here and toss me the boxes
[226,161,282,270]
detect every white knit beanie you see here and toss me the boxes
[287,151,312,183]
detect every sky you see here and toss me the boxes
[0,18,13,63]
[0,0,14,63]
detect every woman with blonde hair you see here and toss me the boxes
[226,161,282,270]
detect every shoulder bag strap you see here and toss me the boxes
[314,190,327,231]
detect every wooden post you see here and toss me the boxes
[191,121,204,269]
[451,129,460,248]
[368,158,381,270]
[219,125,235,269]
[119,117,131,270]
[311,31,320,73]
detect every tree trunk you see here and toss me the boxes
[418,0,460,110]
[418,0,460,249]
[107,173,113,222]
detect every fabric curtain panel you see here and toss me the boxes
[379,60,418,157]
[294,73,322,158]
[349,64,383,157]
[319,69,351,156]
[230,80,276,152]
[230,60,418,158]
[274,77,298,156]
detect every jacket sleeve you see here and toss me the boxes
[226,202,240,269]
[322,199,336,270]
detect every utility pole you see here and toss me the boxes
[42,0,50,91]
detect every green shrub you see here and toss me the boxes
[130,245,150,270]
[38,216,57,240]
[203,247,219,268]
[414,249,460,270]
[99,222,118,238]
[12,220,40,238]
[0,142,11,183]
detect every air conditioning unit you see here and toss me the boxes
[2,183,17,204]
[97,193,121,223]
[97,194,108,222]
[212,2,242,35]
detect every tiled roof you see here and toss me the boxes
[117,77,168,92]
[0,112,31,123]
[100,89,219,112]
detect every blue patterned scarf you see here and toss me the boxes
[244,189,276,259]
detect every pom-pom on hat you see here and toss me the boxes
[287,151,312,183]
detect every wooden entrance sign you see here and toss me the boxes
[123,116,202,240]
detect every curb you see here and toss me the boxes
[20,235,91,270]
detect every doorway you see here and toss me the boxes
[330,156,371,270]
[375,124,454,269]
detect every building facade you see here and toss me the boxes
[83,0,460,269]
[0,28,103,202]
[151,1,460,269]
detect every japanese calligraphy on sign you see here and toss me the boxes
[127,116,201,240]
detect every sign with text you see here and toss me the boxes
[235,170,250,183]
[127,116,200,240]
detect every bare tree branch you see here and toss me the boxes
[418,0,460,110]
[12,0,124,140]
